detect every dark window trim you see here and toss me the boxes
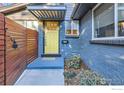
[90,39,124,46]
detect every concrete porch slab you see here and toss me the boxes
[15,69,64,85]
[27,57,64,69]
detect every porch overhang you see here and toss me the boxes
[71,3,97,20]
[27,5,66,20]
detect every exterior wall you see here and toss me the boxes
[60,21,81,57]
[38,20,80,57]
[37,3,74,56]
[0,13,5,85]
[79,10,124,85]
[61,4,124,85]
[35,4,124,85]
[36,4,124,85]
[65,3,74,20]
[60,3,81,57]
[59,8,124,85]
[38,21,43,57]
[37,3,75,57]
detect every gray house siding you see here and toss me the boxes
[65,3,74,20]
[38,22,44,57]
[38,3,74,57]
[60,21,81,57]
[37,4,124,85]
[79,10,124,85]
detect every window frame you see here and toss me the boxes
[92,3,124,40]
[65,20,79,37]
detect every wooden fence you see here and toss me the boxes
[0,13,5,85]
[27,28,38,64]
[0,13,38,85]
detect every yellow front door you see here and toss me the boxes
[44,21,59,54]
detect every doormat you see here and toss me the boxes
[42,57,56,60]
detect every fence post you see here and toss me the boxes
[0,13,5,85]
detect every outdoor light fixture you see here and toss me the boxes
[6,28,18,49]
[9,36,18,49]
[12,39,18,49]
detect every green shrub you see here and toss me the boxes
[65,55,81,69]
[64,71,77,79]
[80,70,107,85]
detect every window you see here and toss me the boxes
[15,21,38,30]
[65,20,79,37]
[118,4,124,36]
[92,3,124,40]
[65,21,71,35]
[26,21,38,30]
[28,3,64,6]
[94,4,114,38]
[0,3,16,8]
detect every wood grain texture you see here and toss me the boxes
[0,13,5,85]
[5,18,27,85]
[5,18,38,85]
[27,28,38,64]
[0,14,38,85]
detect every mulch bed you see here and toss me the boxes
[64,58,107,85]
[64,59,89,85]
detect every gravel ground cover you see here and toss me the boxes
[64,55,108,85]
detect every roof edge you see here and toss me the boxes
[0,3,28,15]
[71,3,97,20]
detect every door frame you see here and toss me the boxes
[42,20,61,57]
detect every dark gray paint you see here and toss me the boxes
[71,3,96,20]
[60,10,124,85]
[38,10,124,85]
[79,10,124,85]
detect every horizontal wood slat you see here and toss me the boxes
[0,14,38,85]
[5,18,27,85]
[0,13,5,85]
[27,28,38,64]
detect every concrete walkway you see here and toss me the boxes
[15,69,64,85]
[15,57,64,85]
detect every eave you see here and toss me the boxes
[71,3,97,20]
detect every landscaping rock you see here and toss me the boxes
[64,54,107,85]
